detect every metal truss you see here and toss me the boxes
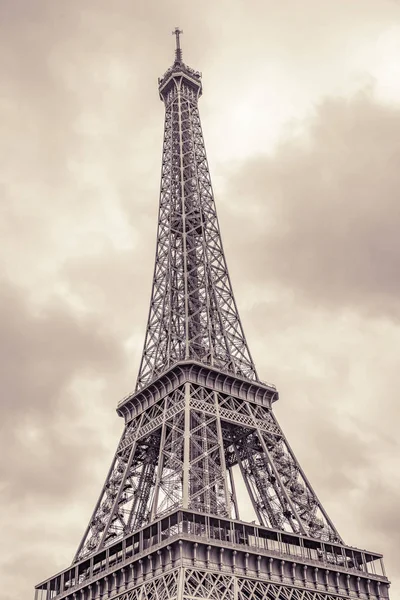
[136,54,257,391]
[109,567,368,600]
[115,570,180,600]
[75,378,341,562]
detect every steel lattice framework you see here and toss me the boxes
[135,35,257,391]
[74,369,342,561]
[34,29,390,600]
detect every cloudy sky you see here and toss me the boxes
[1,0,400,598]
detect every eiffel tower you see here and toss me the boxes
[35,29,390,600]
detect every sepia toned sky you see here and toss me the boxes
[1,0,400,598]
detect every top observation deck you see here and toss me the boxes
[158,27,202,101]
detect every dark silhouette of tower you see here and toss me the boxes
[34,30,390,600]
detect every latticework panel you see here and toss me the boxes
[111,568,356,600]
[115,570,180,600]
[136,66,257,391]
[184,569,234,599]
[236,577,348,600]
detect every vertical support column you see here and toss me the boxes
[228,467,240,520]
[381,559,386,577]
[177,566,186,600]
[233,573,239,600]
[176,83,190,361]
[150,402,168,520]
[73,425,128,562]
[214,391,231,517]
[268,410,342,541]
[183,382,191,508]
[97,414,144,549]
[255,426,307,535]
[233,445,264,525]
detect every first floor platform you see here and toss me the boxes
[34,509,389,600]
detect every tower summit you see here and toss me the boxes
[173,27,183,63]
[34,32,390,600]
[139,28,256,391]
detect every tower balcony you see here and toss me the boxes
[158,62,202,102]
[34,509,389,600]
[117,360,278,423]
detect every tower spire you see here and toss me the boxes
[137,35,257,391]
[173,26,183,63]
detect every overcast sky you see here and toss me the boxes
[1,1,400,598]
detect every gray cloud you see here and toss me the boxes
[0,277,127,595]
[221,90,400,319]
[0,275,127,501]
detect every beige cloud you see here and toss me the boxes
[221,89,400,319]
[0,275,128,499]
[0,277,127,595]
[1,1,400,599]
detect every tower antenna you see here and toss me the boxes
[173,26,183,63]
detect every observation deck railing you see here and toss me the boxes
[35,509,387,600]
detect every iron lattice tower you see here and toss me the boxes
[35,30,390,600]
